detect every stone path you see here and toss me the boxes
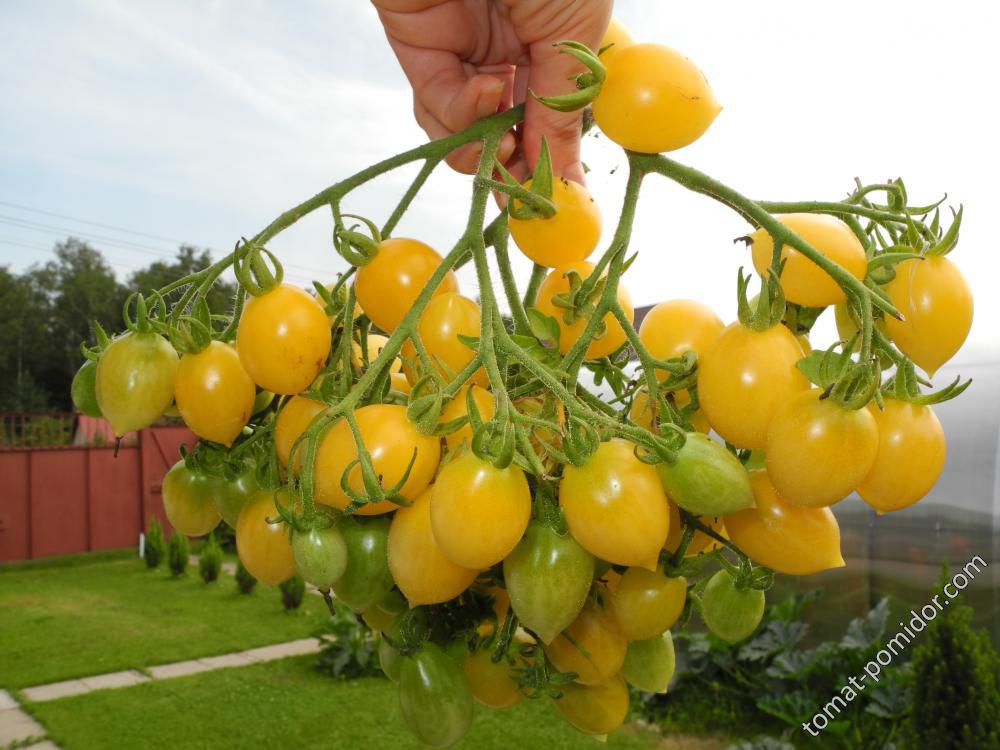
[0,637,322,749]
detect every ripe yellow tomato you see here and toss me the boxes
[351,334,402,373]
[400,292,487,387]
[612,566,687,641]
[544,594,627,685]
[354,238,459,333]
[508,178,601,267]
[765,389,879,507]
[236,490,295,586]
[883,256,973,377]
[560,438,670,569]
[555,676,630,736]
[389,372,412,395]
[592,43,721,153]
[463,649,523,709]
[314,404,440,515]
[441,386,495,451]
[95,332,178,436]
[236,284,331,395]
[857,398,946,513]
[630,387,711,434]
[599,17,634,60]
[750,214,868,307]
[175,341,255,447]
[534,261,633,359]
[663,501,724,556]
[430,451,531,569]
[698,322,809,449]
[274,396,325,470]
[725,470,845,575]
[638,299,724,374]
[387,488,478,606]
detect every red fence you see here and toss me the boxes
[0,423,195,562]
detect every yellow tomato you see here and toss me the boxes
[274,395,325,470]
[463,648,524,709]
[883,256,973,377]
[354,238,459,333]
[638,299,724,375]
[400,292,487,387]
[441,386,495,451]
[554,676,630,736]
[726,470,845,575]
[174,341,255,447]
[534,261,633,359]
[387,488,478,606]
[599,17,634,60]
[430,451,531,569]
[630,387,711,434]
[592,43,721,153]
[857,398,946,513]
[612,566,687,641]
[508,178,602,267]
[351,334,402,373]
[750,214,868,307]
[544,594,627,685]
[698,322,809,449]
[314,404,440,515]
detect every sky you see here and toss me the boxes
[1,0,998,365]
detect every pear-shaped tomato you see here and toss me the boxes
[96,332,179,436]
[503,520,595,644]
[175,341,255,446]
[554,676,630,736]
[700,570,765,643]
[398,643,473,748]
[544,593,627,685]
[612,566,687,641]
[330,516,394,612]
[621,631,675,693]
[657,432,754,516]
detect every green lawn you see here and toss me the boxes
[0,552,325,689]
[27,655,661,750]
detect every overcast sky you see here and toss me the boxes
[1,0,997,367]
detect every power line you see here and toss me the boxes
[0,199,190,245]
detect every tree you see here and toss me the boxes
[25,239,127,408]
[0,266,51,409]
[129,245,237,317]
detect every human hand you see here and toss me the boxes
[373,0,612,183]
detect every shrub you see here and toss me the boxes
[167,532,190,577]
[235,559,257,595]
[907,569,1000,749]
[198,533,223,583]
[279,575,306,610]
[314,599,380,679]
[144,518,165,569]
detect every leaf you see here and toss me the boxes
[796,347,855,389]
[866,681,910,719]
[526,307,560,346]
[455,333,480,352]
[841,597,889,650]
[510,334,561,369]
[765,649,819,680]
[756,691,817,726]
[738,620,807,663]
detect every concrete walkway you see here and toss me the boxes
[1,637,322,748]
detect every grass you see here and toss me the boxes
[28,655,662,750]
[0,553,325,689]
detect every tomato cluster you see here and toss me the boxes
[71,17,973,748]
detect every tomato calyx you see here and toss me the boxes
[795,340,880,410]
[530,40,606,113]
[165,297,217,356]
[883,359,971,407]
[334,214,381,266]
[735,267,786,332]
[496,139,556,221]
[232,239,283,297]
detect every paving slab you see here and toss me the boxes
[148,659,214,680]
[0,689,17,711]
[21,679,89,703]
[25,741,61,750]
[79,670,148,691]
[0,707,45,745]
[196,652,254,670]
[241,638,321,663]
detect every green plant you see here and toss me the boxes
[144,518,165,569]
[314,599,380,679]
[235,559,257,595]
[198,533,223,583]
[640,591,911,749]
[279,575,305,610]
[906,569,1000,749]
[167,532,190,577]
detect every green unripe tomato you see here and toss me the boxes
[657,433,754,516]
[292,526,348,590]
[71,360,103,418]
[331,516,394,612]
[700,570,765,643]
[96,331,179,436]
[398,643,473,748]
[621,630,675,693]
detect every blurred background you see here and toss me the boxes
[0,1,998,746]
